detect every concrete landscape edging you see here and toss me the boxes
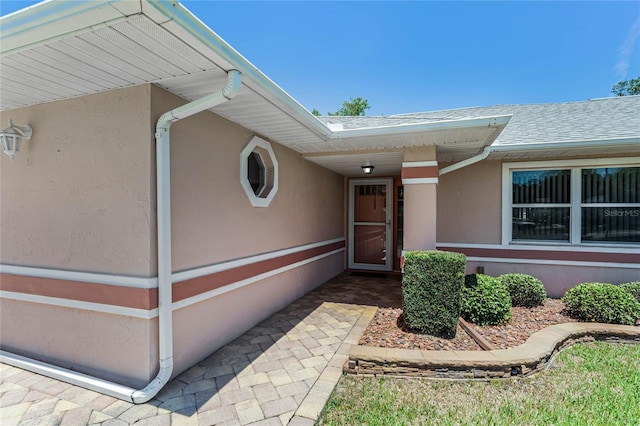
[346,322,640,379]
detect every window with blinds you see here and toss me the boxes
[581,167,639,243]
[510,165,639,244]
[512,170,571,241]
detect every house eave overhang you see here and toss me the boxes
[0,0,332,146]
[329,115,511,139]
[490,136,640,153]
[487,136,640,162]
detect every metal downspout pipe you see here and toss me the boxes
[0,70,242,404]
[139,69,242,403]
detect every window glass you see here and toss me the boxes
[582,207,640,242]
[582,167,639,203]
[247,152,264,195]
[512,207,570,241]
[510,164,639,245]
[513,170,571,204]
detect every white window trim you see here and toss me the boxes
[501,157,640,247]
[240,136,279,207]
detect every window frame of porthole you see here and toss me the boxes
[240,136,278,207]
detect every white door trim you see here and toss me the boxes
[348,178,393,271]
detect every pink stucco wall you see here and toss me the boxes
[172,252,343,376]
[0,299,158,388]
[1,84,346,387]
[0,85,155,276]
[436,160,502,244]
[150,86,345,273]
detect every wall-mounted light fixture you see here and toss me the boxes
[361,163,374,175]
[1,119,32,160]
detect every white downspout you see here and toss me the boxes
[138,69,242,403]
[438,145,493,176]
[0,70,242,404]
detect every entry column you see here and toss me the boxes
[402,157,438,251]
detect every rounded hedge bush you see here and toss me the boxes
[461,274,512,326]
[498,273,547,307]
[620,281,640,304]
[561,282,640,326]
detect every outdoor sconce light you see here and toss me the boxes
[361,163,374,175]
[1,119,32,161]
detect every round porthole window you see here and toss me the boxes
[240,136,278,207]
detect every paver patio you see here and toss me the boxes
[0,273,400,425]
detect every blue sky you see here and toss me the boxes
[2,1,639,115]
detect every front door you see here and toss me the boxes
[348,179,393,271]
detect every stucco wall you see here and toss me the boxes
[0,299,158,388]
[0,85,154,276]
[150,86,345,272]
[437,160,502,244]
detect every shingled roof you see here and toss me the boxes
[321,96,640,148]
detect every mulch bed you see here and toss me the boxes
[359,299,575,351]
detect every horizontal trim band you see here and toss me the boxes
[402,177,438,185]
[173,248,345,311]
[0,238,346,313]
[172,237,345,283]
[465,257,640,269]
[0,275,158,310]
[437,245,640,264]
[173,240,346,302]
[0,237,346,288]
[0,265,157,288]
[0,291,159,319]
[1,248,346,317]
[436,242,640,254]
[401,165,439,180]
[402,161,438,168]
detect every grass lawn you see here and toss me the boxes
[319,342,640,425]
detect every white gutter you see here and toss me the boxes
[330,115,512,139]
[489,136,640,152]
[438,136,640,176]
[0,70,242,404]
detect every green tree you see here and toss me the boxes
[311,108,321,116]
[611,77,640,96]
[328,97,371,116]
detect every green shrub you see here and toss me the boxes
[402,250,466,337]
[499,273,547,307]
[561,282,640,325]
[620,281,640,304]
[461,274,512,325]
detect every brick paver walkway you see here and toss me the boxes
[0,273,400,425]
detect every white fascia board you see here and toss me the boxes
[491,137,640,152]
[328,115,512,139]
[0,0,141,55]
[143,0,333,141]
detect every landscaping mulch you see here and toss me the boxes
[359,298,575,351]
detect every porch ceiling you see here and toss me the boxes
[303,122,507,176]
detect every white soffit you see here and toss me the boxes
[0,1,330,149]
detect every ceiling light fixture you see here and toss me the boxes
[361,163,374,175]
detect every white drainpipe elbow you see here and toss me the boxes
[0,70,243,405]
[439,145,493,176]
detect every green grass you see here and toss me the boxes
[319,342,640,426]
